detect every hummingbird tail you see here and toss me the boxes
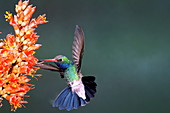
[52,86,86,111]
[52,76,97,111]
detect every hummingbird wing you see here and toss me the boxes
[72,25,85,72]
[34,61,64,78]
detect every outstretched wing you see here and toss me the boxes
[72,25,85,72]
[34,61,64,78]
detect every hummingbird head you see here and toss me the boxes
[43,55,72,69]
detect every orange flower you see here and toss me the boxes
[0,0,47,111]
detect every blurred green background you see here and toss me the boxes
[1,0,170,113]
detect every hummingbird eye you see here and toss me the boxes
[58,58,63,62]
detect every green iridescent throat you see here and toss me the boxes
[64,64,79,82]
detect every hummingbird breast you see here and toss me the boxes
[64,65,79,82]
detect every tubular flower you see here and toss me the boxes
[0,0,47,111]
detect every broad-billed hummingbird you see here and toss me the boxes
[35,25,97,111]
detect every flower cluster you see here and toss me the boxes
[0,0,47,111]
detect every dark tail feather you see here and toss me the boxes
[52,76,97,111]
[82,76,97,103]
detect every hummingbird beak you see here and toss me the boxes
[43,59,58,62]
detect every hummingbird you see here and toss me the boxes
[35,25,97,111]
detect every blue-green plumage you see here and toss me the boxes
[64,65,79,81]
[55,62,72,69]
[54,56,79,82]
